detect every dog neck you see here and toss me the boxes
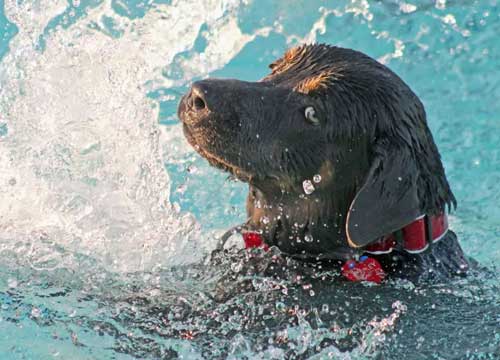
[245,182,356,257]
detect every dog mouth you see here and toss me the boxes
[182,123,251,180]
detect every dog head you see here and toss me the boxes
[178,44,455,252]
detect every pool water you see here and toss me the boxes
[0,0,499,358]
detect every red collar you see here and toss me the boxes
[242,213,448,254]
[364,212,448,255]
[240,213,449,284]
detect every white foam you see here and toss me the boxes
[0,0,264,272]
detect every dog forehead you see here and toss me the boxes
[264,45,349,94]
[268,44,332,75]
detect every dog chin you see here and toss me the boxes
[183,126,237,171]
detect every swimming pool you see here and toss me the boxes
[0,0,499,358]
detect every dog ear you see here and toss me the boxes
[346,140,422,248]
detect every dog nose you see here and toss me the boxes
[188,82,208,112]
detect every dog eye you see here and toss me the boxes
[304,106,320,125]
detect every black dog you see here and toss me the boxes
[178,44,468,280]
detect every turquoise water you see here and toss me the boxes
[0,0,499,358]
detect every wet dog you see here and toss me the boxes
[177,44,468,280]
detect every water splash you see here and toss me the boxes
[0,1,499,359]
[0,0,268,272]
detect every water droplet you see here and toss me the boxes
[261,216,270,225]
[435,0,446,10]
[397,176,402,181]
[187,164,198,174]
[400,3,417,13]
[176,183,187,194]
[276,302,286,312]
[304,234,314,243]
[302,180,315,194]
[31,307,42,318]
[313,174,322,183]
[231,262,243,273]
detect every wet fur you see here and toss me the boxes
[178,44,467,275]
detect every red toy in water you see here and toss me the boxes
[341,256,386,284]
